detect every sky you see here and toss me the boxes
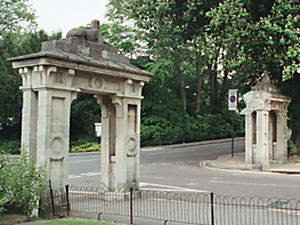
[28,0,109,37]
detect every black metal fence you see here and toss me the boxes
[42,181,70,217]
[46,185,300,225]
[57,186,300,225]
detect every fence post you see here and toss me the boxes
[65,185,70,216]
[49,180,55,217]
[130,187,133,224]
[211,192,214,225]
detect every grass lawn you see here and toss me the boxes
[21,217,125,225]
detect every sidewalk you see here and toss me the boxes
[200,152,300,174]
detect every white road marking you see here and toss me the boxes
[69,175,81,179]
[186,182,198,186]
[210,180,300,188]
[69,172,101,179]
[211,177,222,180]
[81,172,102,177]
[140,182,207,193]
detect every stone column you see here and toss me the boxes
[19,68,37,158]
[244,112,253,169]
[276,111,288,163]
[35,88,76,189]
[19,66,77,189]
[96,96,116,190]
[96,95,141,192]
[256,110,269,169]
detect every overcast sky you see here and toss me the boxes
[28,0,109,37]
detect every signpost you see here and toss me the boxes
[228,89,238,157]
[94,122,102,137]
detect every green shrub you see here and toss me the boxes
[141,113,244,146]
[0,139,20,154]
[141,116,182,146]
[288,140,300,156]
[70,142,101,153]
[0,152,47,218]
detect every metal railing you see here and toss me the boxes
[64,186,300,225]
[41,181,70,217]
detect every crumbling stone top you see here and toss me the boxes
[241,72,291,114]
[251,72,280,95]
[8,20,152,78]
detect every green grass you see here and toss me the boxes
[22,217,124,225]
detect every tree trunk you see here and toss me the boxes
[217,69,229,109]
[195,52,204,114]
[209,57,218,114]
[174,52,186,110]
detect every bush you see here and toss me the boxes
[141,116,182,146]
[70,142,101,153]
[288,140,300,156]
[0,152,47,218]
[141,113,244,146]
[0,139,20,154]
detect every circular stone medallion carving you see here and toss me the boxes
[90,77,104,89]
[50,137,64,154]
[127,137,137,156]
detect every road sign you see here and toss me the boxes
[94,122,102,137]
[228,89,238,111]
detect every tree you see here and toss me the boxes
[0,0,36,34]
[101,0,244,145]
[70,93,101,143]
[207,0,300,145]
[0,31,61,139]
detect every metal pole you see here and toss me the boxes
[130,187,133,224]
[183,108,186,143]
[231,111,234,157]
[49,180,55,217]
[182,103,186,143]
[211,192,214,225]
[65,185,70,217]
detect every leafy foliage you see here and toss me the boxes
[70,93,101,142]
[70,142,101,153]
[0,0,36,34]
[0,31,61,137]
[208,0,300,80]
[0,139,20,154]
[0,153,47,218]
[288,140,299,156]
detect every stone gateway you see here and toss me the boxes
[241,72,291,170]
[8,20,153,191]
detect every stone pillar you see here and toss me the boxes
[19,68,37,158]
[35,89,76,189]
[19,66,77,189]
[244,113,253,169]
[276,111,288,163]
[95,95,110,190]
[96,94,141,192]
[256,110,269,169]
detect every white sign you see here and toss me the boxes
[228,89,238,111]
[94,122,102,137]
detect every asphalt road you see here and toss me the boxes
[69,140,300,200]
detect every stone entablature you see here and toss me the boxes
[241,72,291,170]
[8,24,153,191]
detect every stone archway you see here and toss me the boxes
[9,28,153,191]
[241,72,291,170]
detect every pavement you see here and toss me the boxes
[69,136,300,175]
[200,151,300,174]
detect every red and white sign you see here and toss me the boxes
[228,89,238,111]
